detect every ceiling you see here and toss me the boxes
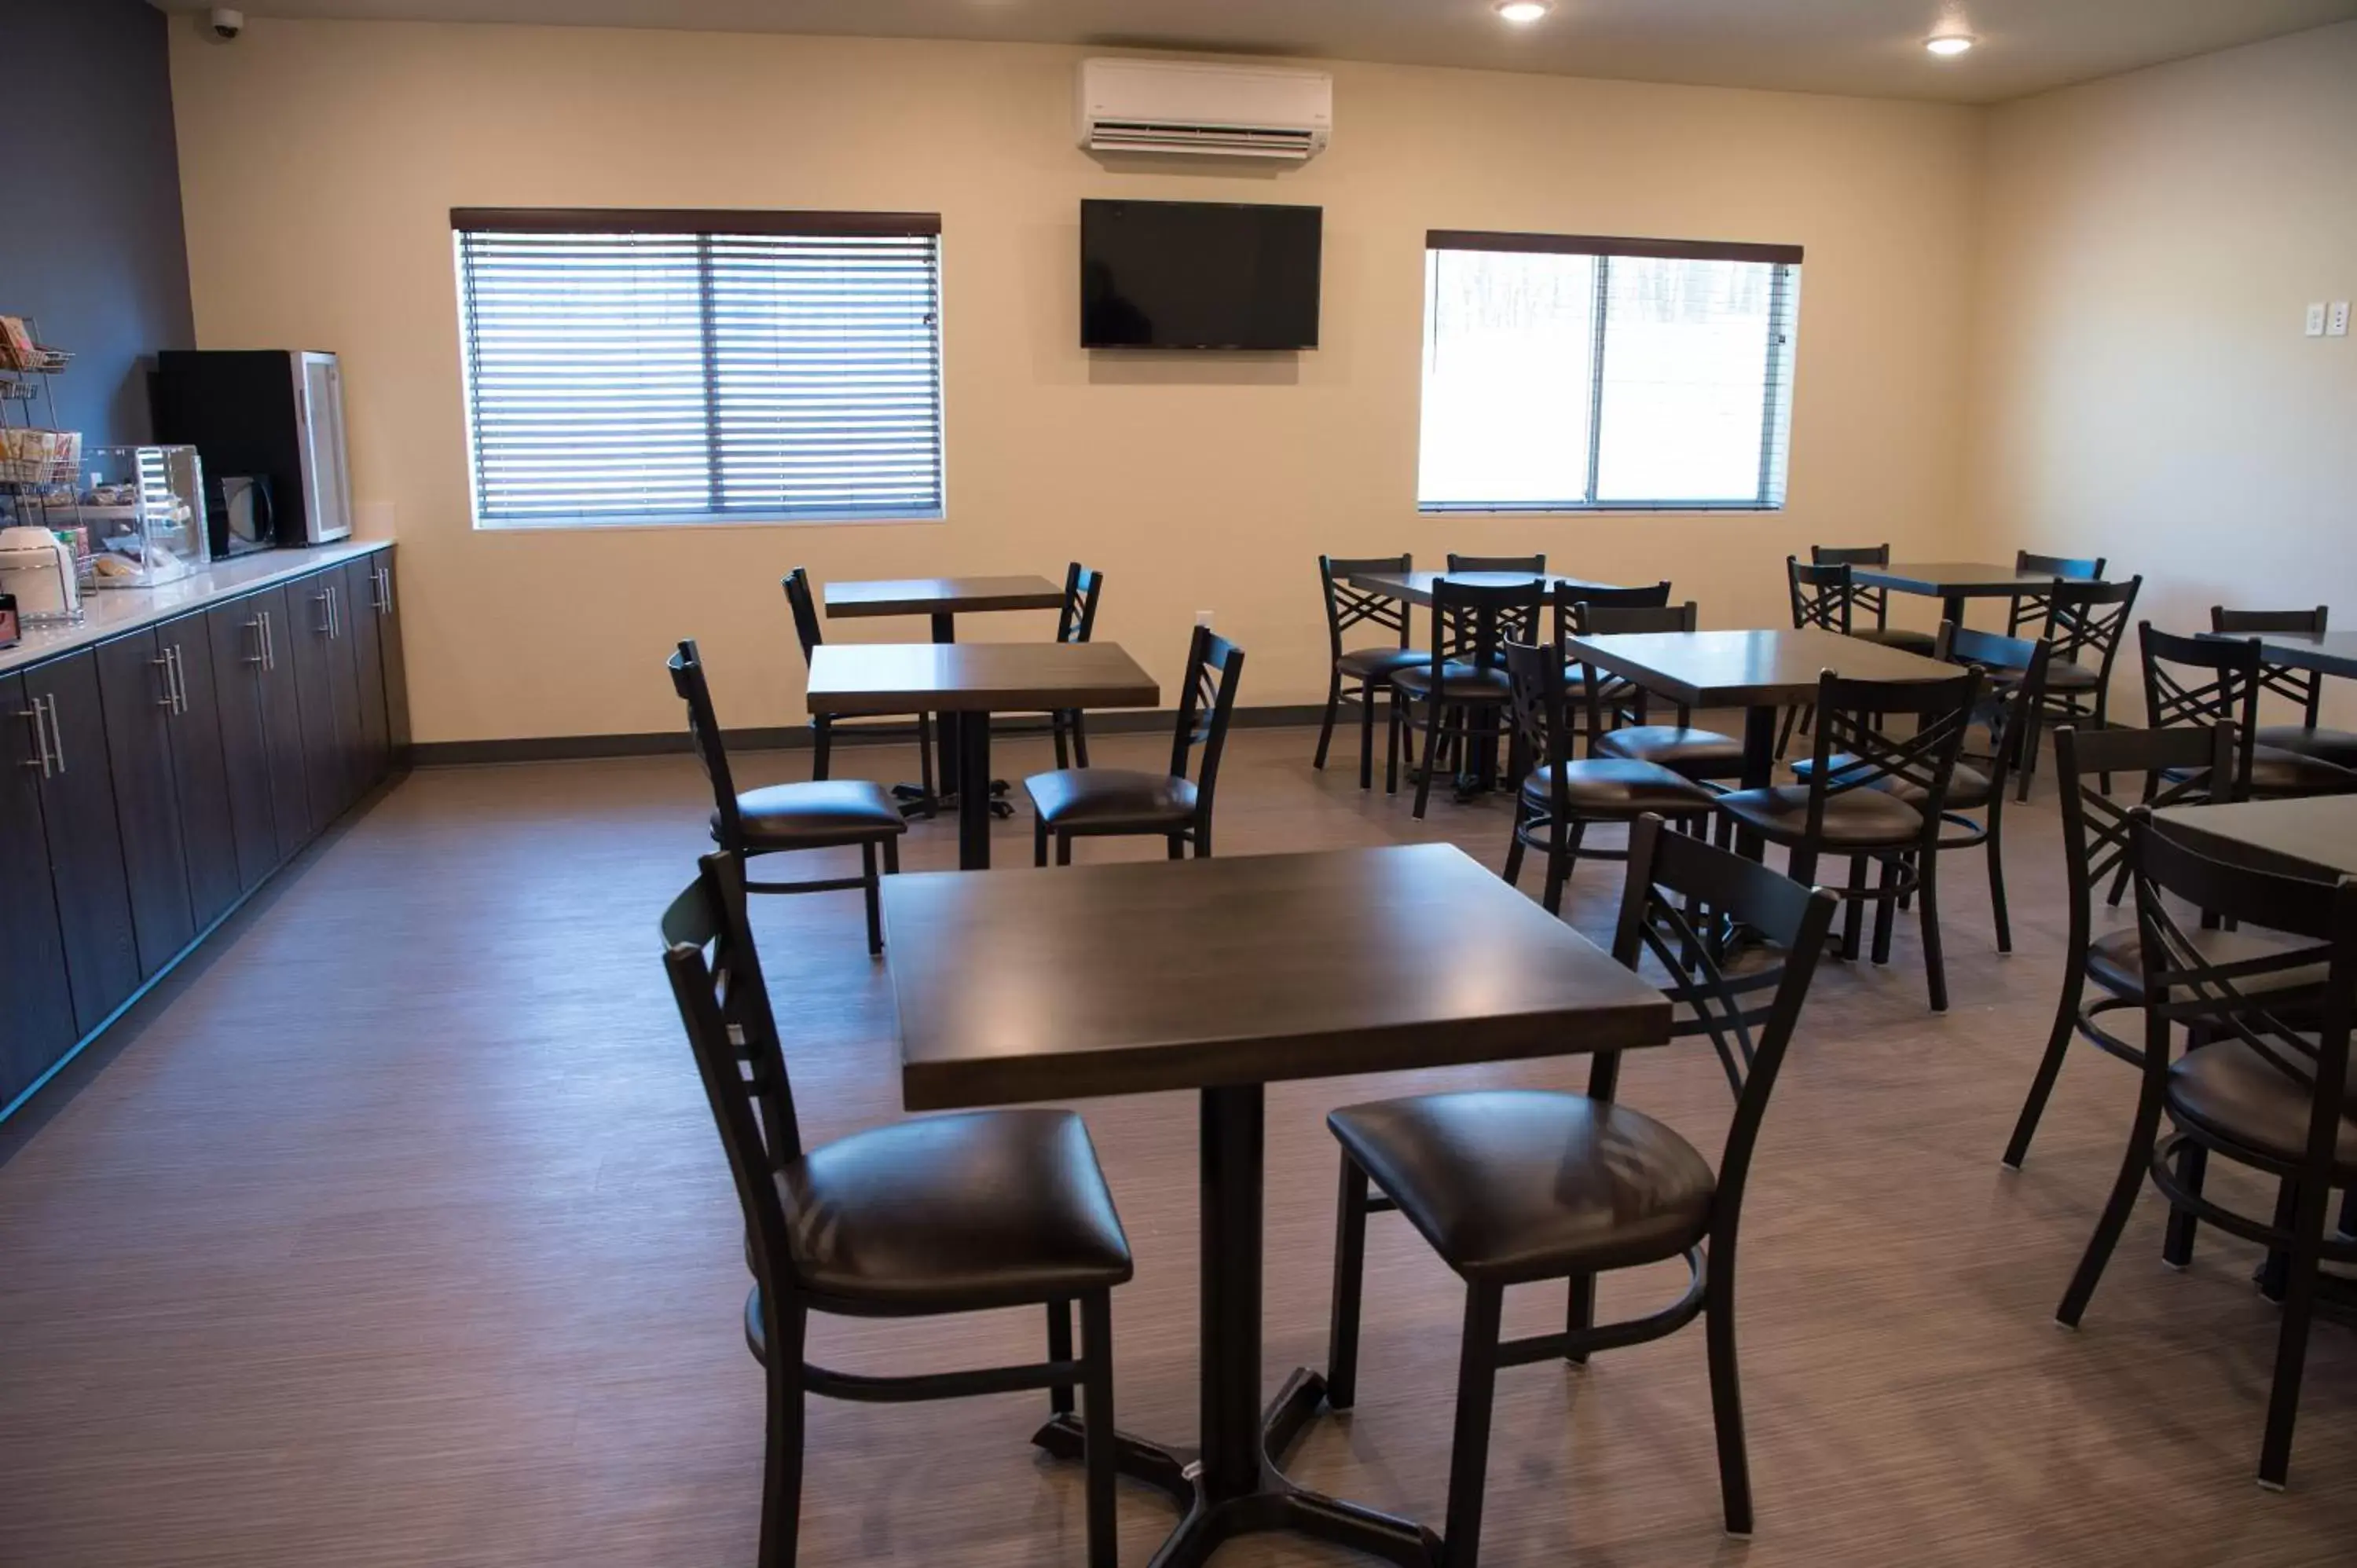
[159,0,2357,103]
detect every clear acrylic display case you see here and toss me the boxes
[81,444,209,588]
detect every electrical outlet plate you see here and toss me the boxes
[2332,302,2352,338]
[2307,302,2329,336]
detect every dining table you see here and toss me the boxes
[882,843,1673,1568]
[805,641,1157,870]
[2153,794,2357,881]
[1847,561,2072,632]
[2196,628,2357,683]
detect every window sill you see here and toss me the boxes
[473,511,945,534]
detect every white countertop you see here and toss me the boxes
[1,540,392,677]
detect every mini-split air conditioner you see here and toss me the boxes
[1076,57,1333,162]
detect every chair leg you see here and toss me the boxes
[1047,1299,1075,1417]
[2259,1179,2298,1304]
[1385,700,1402,795]
[1842,855,1868,960]
[860,842,882,956]
[915,714,937,818]
[1705,1244,1754,1539]
[1412,704,1442,820]
[1057,833,1073,866]
[1314,671,1343,770]
[2092,691,2113,798]
[812,716,833,782]
[1167,834,1186,861]
[760,1296,808,1568]
[2056,1075,2166,1328]
[1541,822,1585,916]
[1502,804,1529,888]
[1985,826,2012,954]
[2001,969,2089,1169]
[1917,848,1948,1012]
[2259,1175,2333,1489]
[1359,684,1379,790]
[1564,1273,1594,1365]
[1070,712,1090,769]
[1775,703,1798,760]
[1870,858,1900,965]
[2163,1141,2207,1269]
[1442,1284,1505,1568]
[1080,1291,1120,1565]
[1054,710,1072,771]
[1326,1153,1369,1411]
[1035,815,1050,868]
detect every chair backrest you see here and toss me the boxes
[1811,544,1893,628]
[1602,815,1838,1239]
[1171,623,1245,823]
[1548,579,1671,656]
[1058,561,1105,646]
[2140,621,2263,796]
[1503,639,1573,813]
[781,568,825,665]
[1787,556,1854,635]
[2009,552,2107,635]
[1317,554,1412,661]
[1798,666,1985,841]
[1447,552,1545,573]
[1427,575,1545,672]
[2040,574,2141,685]
[1935,622,2051,803]
[668,638,743,848]
[2212,605,2330,729]
[662,851,804,1316]
[2050,723,2235,965]
[1570,600,1700,741]
[2130,811,2356,1144]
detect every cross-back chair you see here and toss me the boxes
[2209,606,2357,770]
[2008,573,2139,798]
[1314,554,1422,789]
[782,566,937,813]
[2140,624,2357,800]
[1809,544,1935,654]
[1389,577,1544,818]
[1575,601,1747,782]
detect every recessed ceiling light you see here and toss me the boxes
[1495,2,1552,24]
[1925,33,1976,56]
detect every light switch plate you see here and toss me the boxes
[2333,302,2352,338]
[2307,302,2329,336]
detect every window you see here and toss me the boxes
[1417,231,1802,513]
[452,208,944,528]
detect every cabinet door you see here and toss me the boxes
[23,650,141,1034]
[95,631,197,976]
[324,574,365,797]
[376,551,409,753]
[254,585,314,859]
[160,610,243,929]
[0,672,78,1110]
[286,570,352,825]
[342,556,390,789]
[207,595,282,888]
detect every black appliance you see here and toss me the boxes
[207,474,276,558]
[1080,200,1322,350]
[151,350,352,547]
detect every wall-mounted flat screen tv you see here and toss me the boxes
[1080,200,1322,350]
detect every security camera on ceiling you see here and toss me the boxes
[208,8,245,41]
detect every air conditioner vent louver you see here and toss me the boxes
[1078,58,1332,163]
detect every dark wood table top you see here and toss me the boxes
[822,575,1067,618]
[2155,797,2357,882]
[1850,562,2068,598]
[805,642,1158,716]
[2198,629,2357,681]
[884,843,1674,1112]
[1561,627,1959,708]
[1344,569,1626,606]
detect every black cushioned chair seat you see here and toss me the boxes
[1714,783,1925,848]
[1337,646,1428,681]
[1848,626,1937,655]
[2025,658,2099,691]
[773,1109,1134,1311]
[1593,725,1745,773]
[2083,925,2330,1000]
[1392,662,1513,703]
[2163,747,2357,799]
[722,780,908,849]
[2256,724,2357,771]
[1328,1090,1714,1283]
[1521,759,1717,815]
[1026,768,1198,831]
[2169,1042,2357,1180]
[1790,754,1994,811]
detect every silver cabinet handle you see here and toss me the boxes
[376,563,393,614]
[152,653,178,709]
[315,588,335,637]
[16,704,49,777]
[262,610,276,672]
[42,694,64,775]
[169,646,189,715]
[244,617,266,666]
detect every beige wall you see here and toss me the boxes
[1970,20,2357,722]
[168,20,1980,743]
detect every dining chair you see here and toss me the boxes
[1809,544,1935,654]
[2210,606,2357,769]
[2055,811,2356,1491]
[1995,722,2325,1169]
[1314,553,1423,789]
[1716,665,1983,1010]
[1321,815,1838,1560]
[782,566,936,812]
[661,851,1132,1567]
[1548,579,1672,684]
[1446,554,1547,642]
[2008,573,2140,800]
[1778,557,1854,755]
[1049,561,1106,769]
[1577,601,1747,784]
[1500,639,1716,914]
[2139,624,2357,800]
[2006,551,2107,638]
[1390,577,1545,818]
[667,639,907,955]
[1027,622,1244,863]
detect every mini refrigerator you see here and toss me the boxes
[151,350,353,546]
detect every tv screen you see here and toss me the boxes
[1080,200,1322,350]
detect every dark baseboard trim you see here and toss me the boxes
[409,705,1332,768]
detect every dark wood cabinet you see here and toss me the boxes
[159,612,243,930]
[376,553,409,753]
[94,631,198,976]
[0,672,78,1112]
[285,571,351,827]
[253,584,314,856]
[207,595,284,888]
[343,555,391,786]
[21,650,141,1036]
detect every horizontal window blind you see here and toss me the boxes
[454,214,943,526]
[1417,232,1801,514]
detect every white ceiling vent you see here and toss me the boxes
[1077,58,1332,162]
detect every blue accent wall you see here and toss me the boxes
[0,0,193,448]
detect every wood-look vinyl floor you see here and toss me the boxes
[5,724,2356,1568]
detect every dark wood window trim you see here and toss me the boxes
[1425,230,1802,266]
[450,207,942,238]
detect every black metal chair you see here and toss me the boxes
[2006,551,2106,638]
[783,567,935,813]
[1717,665,1983,1010]
[667,639,907,955]
[661,851,1131,1567]
[1027,623,1244,864]
[1048,562,1105,769]
[1448,554,1548,641]
[1322,815,1838,1560]
[1778,556,1874,756]
[2209,606,2357,771]
[2008,573,2140,800]
[1994,722,2332,1169]
[1501,639,1717,914]
[1389,577,1545,819]
[1578,601,1747,784]
[2140,624,2357,800]
[1314,554,1423,789]
[1548,579,1672,686]
[1809,544,1935,655]
[2055,812,2357,1491]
